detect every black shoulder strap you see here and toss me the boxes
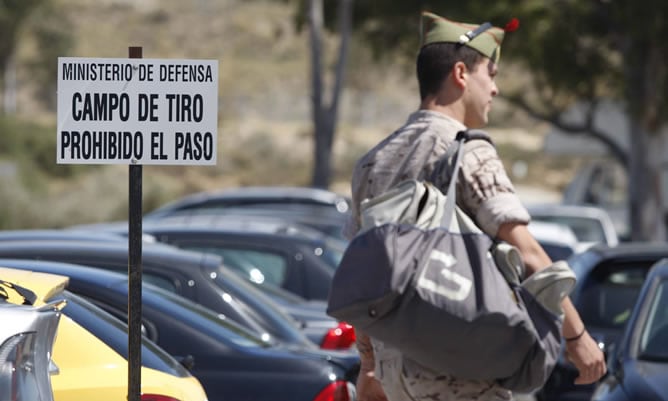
[456,129,494,145]
[430,129,494,186]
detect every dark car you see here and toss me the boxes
[141,217,345,301]
[71,216,346,301]
[143,186,351,241]
[145,185,351,217]
[590,258,668,401]
[70,218,354,348]
[0,240,314,349]
[0,259,359,401]
[0,228,128,243]
[537,242,668,401]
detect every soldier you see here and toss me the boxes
[342,11,607,401]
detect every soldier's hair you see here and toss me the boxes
[417,42,484,100]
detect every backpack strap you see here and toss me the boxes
[437,129,495,228]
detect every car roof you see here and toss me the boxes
[648,258,668,278]
[579,242,668,259]
[0,229,127,243]
[145,215,327,237]
[148,186,351,215]
[0,238,213,261]
[527,203,619,246]
[71,216,341,246]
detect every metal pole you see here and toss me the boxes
[128,45,143,401]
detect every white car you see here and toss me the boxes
[527,220,580,261]
[528,203,620,248]
[0,281,64,401]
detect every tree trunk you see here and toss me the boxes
[308,0,352,189]
[626,41,668,241]
[627,122,666,241]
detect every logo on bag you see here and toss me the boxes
[417,249,472,301]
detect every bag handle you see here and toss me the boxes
[438,130,494,228]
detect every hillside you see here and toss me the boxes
[2,0,574,229]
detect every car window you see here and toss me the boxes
[577,264,648,329]
[186,246,288,286]
[639,279,668,360]
[319,241,345,269]
[143,273,178,292]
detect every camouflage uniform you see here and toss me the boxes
[343,109,531,401]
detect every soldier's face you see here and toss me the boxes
[463,58,498,128]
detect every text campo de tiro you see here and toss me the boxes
[60,61,216,163]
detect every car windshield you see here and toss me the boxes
[638,279,668,361]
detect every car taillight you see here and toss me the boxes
[313,380,355,401]
[141,395,181,401]
[320,322,356,350]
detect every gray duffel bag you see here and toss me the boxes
[327,130,574,392]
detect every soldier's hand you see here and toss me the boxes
[565,330,607,385]
[356,369,388,401]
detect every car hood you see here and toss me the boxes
[622,359,668,400]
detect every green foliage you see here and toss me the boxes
[0,115,88,180]
[0,0,44,78]
[24,2,74,110]
[313,0,668,123]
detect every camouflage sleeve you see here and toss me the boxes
[458,140,530,237]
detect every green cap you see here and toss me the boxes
[420,11,517,63]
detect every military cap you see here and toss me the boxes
[420,11,519,63]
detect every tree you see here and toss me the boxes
[277,0,353,189]
[0,0,44,114]
[316,0,668,241]
[307,0,353,188]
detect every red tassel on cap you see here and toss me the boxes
[504,18,519,32]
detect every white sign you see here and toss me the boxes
[57,57,218,165]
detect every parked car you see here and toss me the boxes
[0,279,62,401]
[140,217,345,301]
[536,243,668,401]
[528,220,580,261]
[143,186,351,241]
[145,185,351,217]
[0,266,208,401]
[527,203,620,247]
[0,260,359,401]
[591,257,668,401]
[71,216,346,301]
[0,228,155,244]
[0,240,324,349]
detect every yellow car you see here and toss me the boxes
[0,266,208,401]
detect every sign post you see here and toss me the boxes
[57,50,218,401]
[127,45,143,401]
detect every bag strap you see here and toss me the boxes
[438,130,494,228]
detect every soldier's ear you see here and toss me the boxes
[452,61,468,89]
